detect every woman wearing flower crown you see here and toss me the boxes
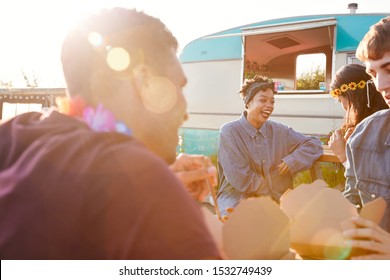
[328,63,387,164]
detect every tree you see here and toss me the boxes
[0,80,13,88]
[21,68,38,88]
[296,66,325,90]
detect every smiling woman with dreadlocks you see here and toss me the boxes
[216,75,323,219]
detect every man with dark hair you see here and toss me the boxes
[0,8,220,260]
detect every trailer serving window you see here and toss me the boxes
[242,18,336,93]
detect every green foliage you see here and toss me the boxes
[294,162,346,190]
[296,65,325,90]
[208,153,218,170]
[319,162,346,190]
[244,71,258,80]
[293,170,312,186]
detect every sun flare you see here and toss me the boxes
[0,0,140,88]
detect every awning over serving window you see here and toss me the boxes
[208,18,336,38]
[179,14,389,63]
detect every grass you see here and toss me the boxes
[294,162,345,190]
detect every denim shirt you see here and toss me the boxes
[345,109,390,231]
[217,112,323,217]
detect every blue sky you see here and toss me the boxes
[0,0,388,87]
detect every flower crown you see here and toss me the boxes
[330,80,366,98]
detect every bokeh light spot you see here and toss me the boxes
[88,32,103,47]
[106,47,130,72]
[141,76,177,114]
[311,227,352,260]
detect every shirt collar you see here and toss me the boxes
[239,111,265,138]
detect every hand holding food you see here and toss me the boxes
[170,153,217,202]
[343,216,390,260]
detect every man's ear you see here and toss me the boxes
[89,68,113,104]
[131,64,150,95]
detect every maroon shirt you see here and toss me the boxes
[0,111,220,259]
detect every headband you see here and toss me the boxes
[243,81,275,105]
